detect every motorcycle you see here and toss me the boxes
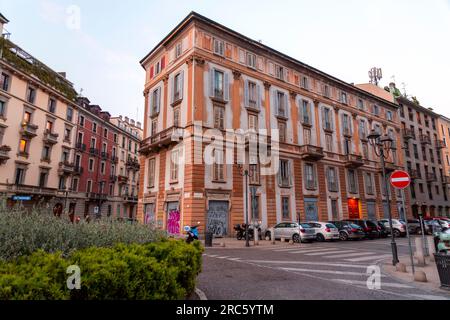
[234,223,262,241]
[184,225,199,244]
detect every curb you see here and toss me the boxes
[195,288,208,301]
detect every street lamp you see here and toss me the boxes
[367,129,399,266]
[238,164,253,248]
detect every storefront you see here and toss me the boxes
[348,198,361,219]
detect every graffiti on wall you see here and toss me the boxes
[207,201,229,237]
[167,210,181,235]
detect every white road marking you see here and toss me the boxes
[216,256,229,259]
[288,248,342,254]
[408,294,450,301]
[305,250,356,256]
[345,254,392,262]
[335,279,413,289]
[273,247,327,252]
[326,252,376,259]
[227,257,242,261]
[245,260,369,269]
[280,267,386,277]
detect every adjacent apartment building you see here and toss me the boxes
[138,12,407,236]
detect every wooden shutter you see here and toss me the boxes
[257,84,261,109]
[161,56,166,70]
[179,70,184,100]
[244,80,249,107]
[149,91,153,117]
[209,68,215,97]
[170,75,174,105]
[273,92,278,116]
[150,66,154,79]
[284,94,288,118]
[224,72,230,101]
[288,161,293,186]
[156,88,161,114]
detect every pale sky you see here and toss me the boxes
[1,0,449,120]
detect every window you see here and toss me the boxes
[348,170,358,194]
[278,121,287,143]
[365,173,374,195]
[148,158,155,188]
[275,65,285,80]
[213,149,225,182]
[303,128,311,145]
[48,98,56,113]
[150,87,161,116]
[39,171,48,188]
[89,158,94,172]
[373,105,380,116]
[213,70,224,99]
[23,111,32,124]
[359,119,367,140]
[151,119,158,136]
[170,150,179,182]
[331,200,339,220]
[362,143,369,159]
[14,167,26,185]
[154,61,161,76]
[246,81,258,108]
[93,122,97,133]
[323,85,330,98]
[173,71,184,102]
[249,164,260,185]
[340,92,348,105]
[0,100,6,118]
[175,42,183,58]
[26,86,36,104]
[1,73,10,91]
[278,160,291,188]
[322,107,333,131]
[58,176,66,190]
[90,138,96,149]
[41,145,51,161]
[304,163,317,190]
[214,105,225,130]
[61,149,69,162]
[301,100,311,125]
[104,128,108,138]
[325,134,333,152]
[357,99,364,110]
[173,107,180,127]
[276,91,287,117]
[101,161,106,175]
[113,134,118,143]
[386,110,393,121]
[282,197,290,220]
[327,167,338,192]
[248,113,258,131]
[45,120,53,133]
[19,139,28,155]
[247,52,256,69]
[342,114,351,136]
[301,76,309,90]
[213,38,224,56]
[87,180,92,193]
[413,144,419,159]
[79,115,85,127]
[67,107,73,122]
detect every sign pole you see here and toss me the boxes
[401,189,415,275]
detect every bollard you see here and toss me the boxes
[427,236,436,262]
[414,271,428,283]
[289,240,294,245]
[414,237,426,267]
[396,263,407,273]
[281,237,286,243]
[220,242,226,248]
[265,236,270,241]
[270,229,276,245]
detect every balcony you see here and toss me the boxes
[419,135,431,145]
[344,154,364,169]
[343,127,352,137]
[75,142,86,152]
[86,193,108,201]
[20,122,38,137]
[402,128,416,140]
[118,175,129,184]
[299,145,324,161]
[43,131,59,145]
[436,140,446,149]
[58,162,74,175]
[126,158,140,170]
[101,152,109,160]
[89,148,99,156]
[140,126,183,155]
[408,169,421,180]
[0,145,11,164]
[111,155,118,164]
[426,172,437,182]
[7,184,57,196]
[442,176,450,185]
[73,166,83,175]
[110,175,118,182]
[123,194,138,203]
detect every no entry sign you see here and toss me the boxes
[390,170,411,189]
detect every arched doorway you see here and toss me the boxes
[53,203,63,217]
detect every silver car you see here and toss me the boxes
[265,222,316,243]
[378,219,407,237]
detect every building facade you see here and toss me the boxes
[138,12,408,237]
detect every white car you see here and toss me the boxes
[306,222,340,242]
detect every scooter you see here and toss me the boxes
[184,223,200,244]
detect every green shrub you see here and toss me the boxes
[0,202,166,261]
[0,241,203,300]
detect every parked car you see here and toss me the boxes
[306,222,340,242]
[438,219,450,229]
[402,219,425,234]
[378,219,407,237]
[425,220,443,235]
[329,221,365,241]
[376,221,389,238]
[265,222,316,243]
[343,220,380,239]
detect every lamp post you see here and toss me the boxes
[367,130,399,266]
[238,164,253,248]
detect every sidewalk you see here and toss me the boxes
[203,237,294,249]
[382,255,450,295]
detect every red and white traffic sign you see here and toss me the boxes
[390,170,411,189]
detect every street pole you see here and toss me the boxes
[380,148,399,266]
[244,172,250,248]
[418,212,429,256]
[402,189,415,275]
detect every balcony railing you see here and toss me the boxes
[344,154,364,169]
[89,148,99,156]
[118,175,129,184]
[43,131,59,145]
[420,135,431,145]
[0,145,11,163]
[443,176,450,185]
[126,158,140,170]
[20,122,38,137]
[343,127,352,137]
[58,162,74,175]
[140,126,183,155]
[110,175,118,182]
[402,128,416,140]
[299,145,324,161]
[426,172,437,182]
[76,142,86,152]
[111,155,118,163]
[436,140,446,149]
[213,89,224,100]
[408,169,421,180]
[73,166,83,175]
[101,152,109,159]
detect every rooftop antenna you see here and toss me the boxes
[368,67,383,86]
[79,88,84,97]
[401,82,407,97]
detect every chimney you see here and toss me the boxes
[119,115,123,120]
[0,13,9,36]
[130,119,135,126]
[125,116,129,123]
[137,122,142,129]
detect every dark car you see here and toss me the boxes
[401,219,426,235]
[343,220,380,239]
[376,221,389,238]
[329,221,365,241]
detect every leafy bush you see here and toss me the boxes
[0,201,166,261]
[0,241,203,300]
